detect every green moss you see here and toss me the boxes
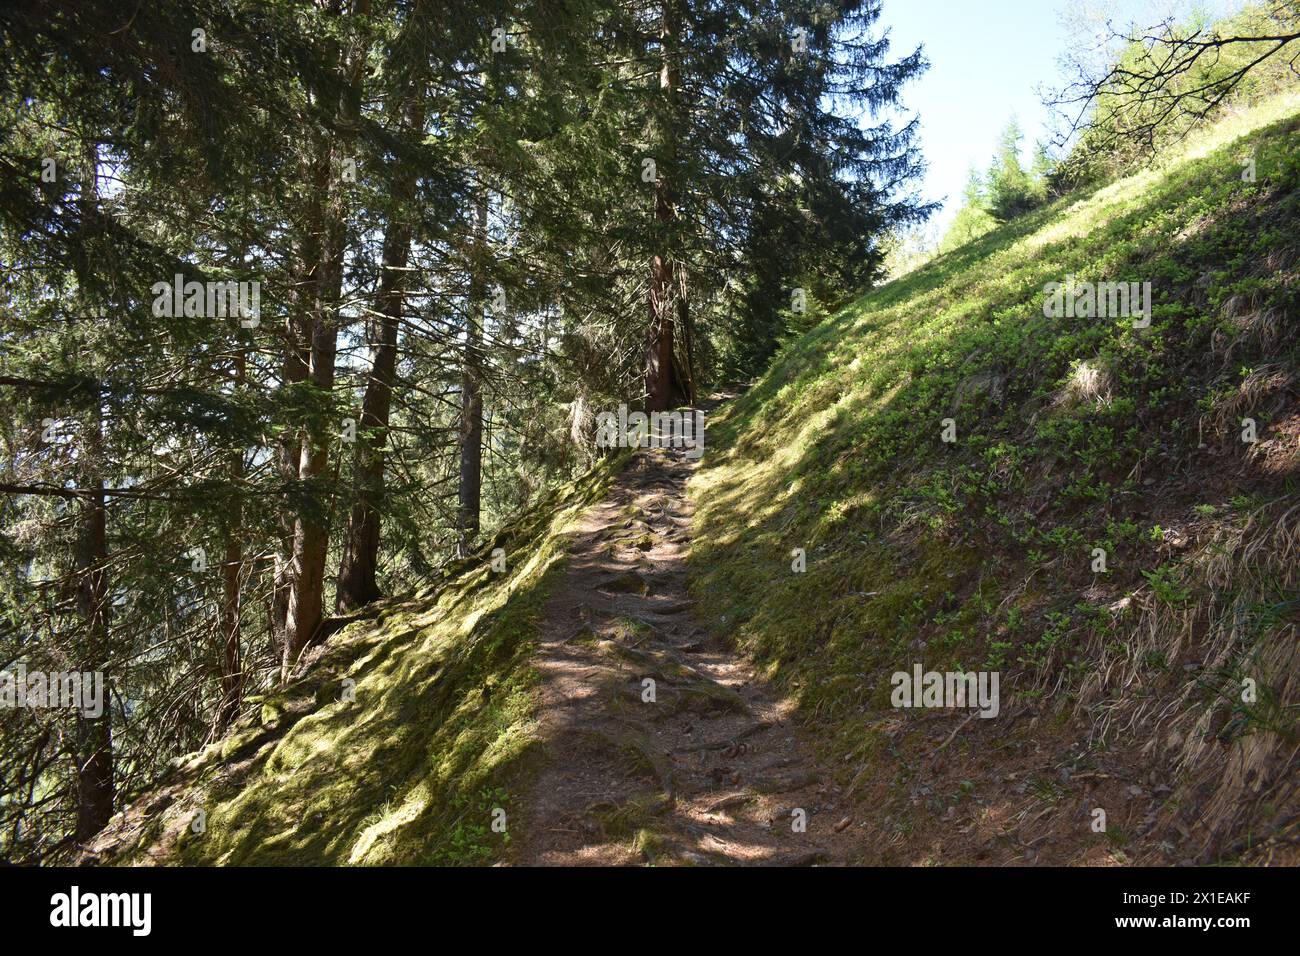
[633,827,668,862]
[113,454,627,866]
[591,791,673,840]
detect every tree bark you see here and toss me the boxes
[337,97,424,611]
[72,150,112,842]
[645,0,691,413]
[456,193,488,558]
[282,178,344,676]
[272,179,322,662]
[676,271,697,404]
[282,3,368,677]
[647,250,677,412]
[216,351,245,734]
[217,463,244,733]
[74,389,112,842]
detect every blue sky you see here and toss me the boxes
[877,0,1069,232]
[874,0,1240,234]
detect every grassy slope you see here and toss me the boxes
[87,457,625,866]
[689,94,1300,864]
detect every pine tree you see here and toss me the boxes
[986,119,1036,221]
[0,0,932,859]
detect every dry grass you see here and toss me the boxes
[1078,498,1300,859]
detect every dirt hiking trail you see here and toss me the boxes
[516,400,872,866]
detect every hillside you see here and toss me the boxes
[687,92,1300,864]
[85,93,1299,867]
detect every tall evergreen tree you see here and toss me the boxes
[0,0,931,859]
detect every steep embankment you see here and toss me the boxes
[84,460,625,865]
[687,94,1300,864]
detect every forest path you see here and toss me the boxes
[515,399,871,866]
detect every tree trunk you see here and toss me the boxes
[456,193,488,558]
[74,390,112,842]
[272,188,322,662]
[282,6,368,677]
[216,352,245,734]
[282,181,344,675]
[217,468,244,733]
[334,225,403,610]
[73,150,112,842]
[676,271,697,404]
[646,249,679,412]
[337,97,423,611]
[645,0,691,413]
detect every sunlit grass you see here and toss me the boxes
[687,91,1300,801]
